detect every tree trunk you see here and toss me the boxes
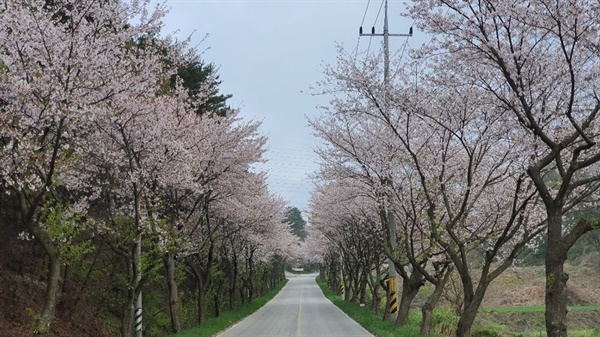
[381,278,391,321]
[186,259,208,324]
[213,281,224,317]
[455,303,478,337]
[545,213,569,337]
[165,252,181,332]
[33,250,62,336]
[545,255,569,337]
[367,277,380,314]
[371,294,380,314]
[198,280,207,324]
[456,314,473,337]
[229,254,239,310]
[359,277,366,306]
[396,269,423,325]
[26,219,62,337]
[455,291,486,337]
[247,279,254,302]
[421,302,434,336]
[121,286,136,337]
[239,286,246,304]
[120,238,142,337]
[421,270,452,335]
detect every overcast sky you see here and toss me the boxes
[152,0,420,214]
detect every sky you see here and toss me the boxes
[151,0,420,214]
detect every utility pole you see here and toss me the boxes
[358,0,412,320]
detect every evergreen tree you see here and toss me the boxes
[284,207,307,241]
[174,61,232,116]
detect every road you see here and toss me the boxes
[217,273,373,337]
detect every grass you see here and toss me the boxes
[316,279,441,337]
[163,279,288,337]
[479,305,600,313]
[476,306,600,337]
[514,329,600,337]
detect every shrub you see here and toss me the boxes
[431,310,458,337]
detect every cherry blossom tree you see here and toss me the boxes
[401,86,546,337]
[312,46,549,336]
[170,110,273,323]
[309,181,387,310]
[0,0,170,335]
[310,55,443,324]
[80,56,198,337]
[409,1,600,336]
[1,1,300,336]
[210,170,293,304]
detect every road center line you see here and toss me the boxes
[296,283,303,337]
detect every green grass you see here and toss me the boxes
[163,279,288,337]
[514,328,600,337]
[316,279,441,337]
[479,305,600,313]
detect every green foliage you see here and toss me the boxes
[179,290,199,330]
[173,61,232,116]
[517,235,547,266]
[569,231,600,265]
[284,207,307,241]
[110,214,137,242]
[25,307,40,323]
[101,311,122,337]
[139,241,165,284]
[40,201,94,263]
[144,287,172,337]
[25,308,48,335]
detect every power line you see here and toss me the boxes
[355,0,372,58]
[366,0,385,56]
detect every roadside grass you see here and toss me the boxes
[316,279,441,337]
[513,329,600,337]
[479,305,600,313]
[475,306,600,337]
[163,279,288,337]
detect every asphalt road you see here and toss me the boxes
[217,273,373,337]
